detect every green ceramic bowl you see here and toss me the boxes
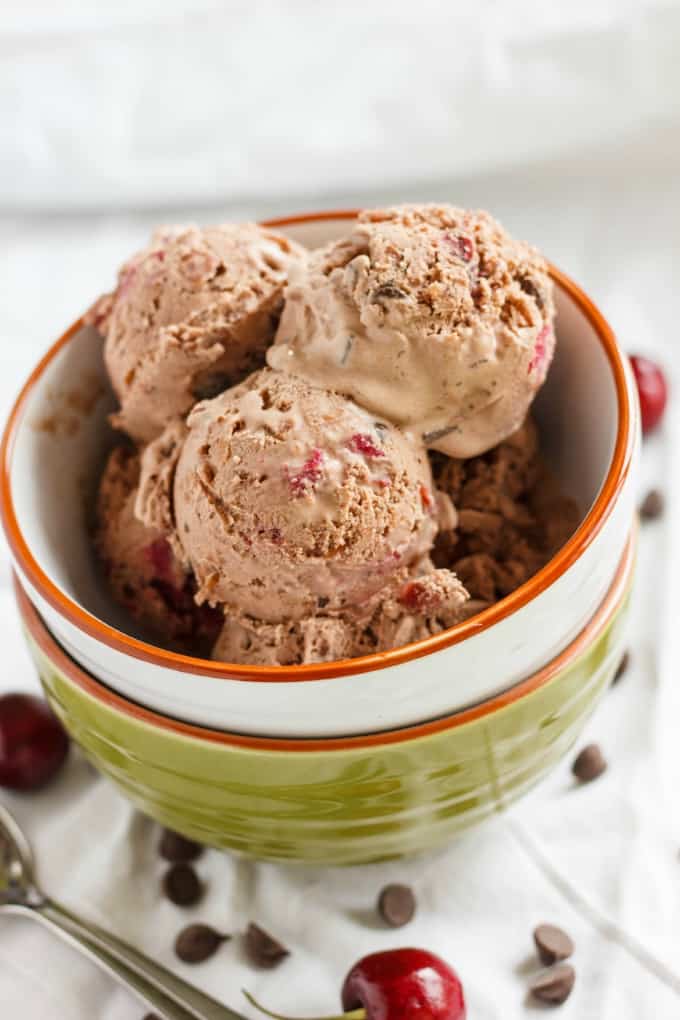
[16,529,633,866]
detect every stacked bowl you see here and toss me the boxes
[0,212,639,865]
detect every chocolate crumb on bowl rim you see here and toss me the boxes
[0,210,634,685]
[14,528,633,752]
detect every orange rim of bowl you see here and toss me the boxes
[0,209,635,684]
[15,530,632,751]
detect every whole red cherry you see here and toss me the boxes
[245,947,466,1020]
[342,949,466,1020]
[0,693,69,791]
[629,354,667,434]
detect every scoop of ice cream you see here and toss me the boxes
[268,204,555,458]
[134,417,188,563]
[95,445,221,649]
[155,368,438,622]
[88,223,303,442]
[211,566,469,665]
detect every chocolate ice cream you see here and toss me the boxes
[139,368,439,623]
[211,567,469,665]
[91,206,577,668]
[88,223,303,442]
[268,204,554,458]
[94,446,220,649]
[431,418,579,604]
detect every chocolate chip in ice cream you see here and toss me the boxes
[340,337,354,364]
[519,275,545,308]
[370,283,409,303]
[640,488,664,521]
[377,884,416,927]
[422,425,460,445]
[163,863,204,907]
[174,924,230,964]
[533,923,574,965]
[572,743,607,783]
[529,964,575,1005]
[159,828,204,863]
[244,923,290,968]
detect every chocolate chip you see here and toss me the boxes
[640,488,664,521]
[611,650,630,686]
[377,884,416,927]
[159,828,204,863]
[143,1015,162,1020]
[572,743,607,783]
[422,425,460,443]
[533,923,574,965]
[340,337,354,365]
[174,924,229,964]
[244,923,290,968]
[519,276,544,309]
[370,283,408,303]
[529,964,575,1005]
[163,863,204,907]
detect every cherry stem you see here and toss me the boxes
[243,989,366,1020]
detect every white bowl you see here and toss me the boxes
[1,211,640,737]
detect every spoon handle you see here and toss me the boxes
[6,899,246,1020]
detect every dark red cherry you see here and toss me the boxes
[0,693,69,791]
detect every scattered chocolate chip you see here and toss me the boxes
[159,828,204,863]
[163,863,204,907]
[174,924,229,964]
[244,923,290,968]
[612,650,630,686]
[640,488,664,521]
[377,883,416,928]
[572,743,607,783]
[529,964,575,1005]
[370,283,408,303]
[533,923,574,966]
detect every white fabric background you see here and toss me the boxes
[3,0,680,211]
[1,3,680,1017]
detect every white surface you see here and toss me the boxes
[2,1,680,211]
[1,2,680,1015]
[6,219,639,735]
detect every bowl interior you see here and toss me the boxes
[8,217,619,646]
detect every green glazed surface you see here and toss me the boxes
[29,593,629,865]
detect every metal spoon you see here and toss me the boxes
[0,801,247,1020]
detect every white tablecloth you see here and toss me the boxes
[1,4,680,1015]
